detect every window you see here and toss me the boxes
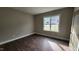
[43,15,60,32]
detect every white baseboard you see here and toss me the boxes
[0,33,34,45]
[35,32,69,41]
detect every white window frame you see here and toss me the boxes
[43,14,60,32]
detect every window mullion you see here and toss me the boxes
[50,17,51,31]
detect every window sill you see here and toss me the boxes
[43,30,59,33]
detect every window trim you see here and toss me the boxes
[43,14,61,32]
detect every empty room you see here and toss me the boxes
[0,7,79,51]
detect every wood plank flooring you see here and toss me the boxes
[0,34,70,51]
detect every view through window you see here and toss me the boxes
[43,15,60,32]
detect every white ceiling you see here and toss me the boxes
[12,7,64,15]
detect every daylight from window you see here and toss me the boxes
[43,15,60,32]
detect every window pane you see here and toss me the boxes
[51,25,59,32]
[44,25,50,31]
[44,17,50,25]
[43,17,50,31]
[51,15,59,32]
[51,16,59,25]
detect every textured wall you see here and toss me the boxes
[34,8,74,41]
[0,8,34,43]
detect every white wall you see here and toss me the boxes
[34,8,74,41]
[74,7,79,12]
[0,8,34,44]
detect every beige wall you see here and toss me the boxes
[34,8,74,41]
[0,8,34,44]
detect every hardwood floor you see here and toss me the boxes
[0,34,70,51]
